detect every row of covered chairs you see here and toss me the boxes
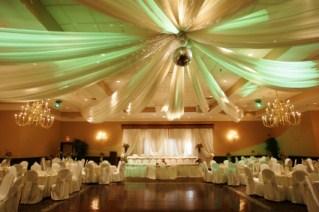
[83,160,125,184]
[244,165,319,212]
[0,167,24,212]
[200,161,244,186]
[21,160,83,203]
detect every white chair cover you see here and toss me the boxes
[13,164,24,177]
[0,176,24,212]
[284,158,293,173]
[21,170,44,204]
[51,169,72,200]
[294,164,308,172]
[304,176,319,212]
[200,161,212,183]
[112,161,125,182]
[30,162,42,172]
[226,162,240,186]
[99,161,111,184]
[52,163,61,172]
[70,163,82,193]
[80,159,85,168]
[19,161,28,172]
[211,162,226,184]
[262,168,286,202]
[52,158,61,164]
[0,169,16,201]
[243,166,264,196]
[83,162,98,183]
[237,165,247,185]
[288,169,308,204]
[0,159,8,167]
[306,158,315,173]
[273,163,283,175]
[40,158,46,171]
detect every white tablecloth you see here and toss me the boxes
[125,164,201,179]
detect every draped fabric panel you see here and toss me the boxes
[122,128,214,157]
[191,128,214,158]
[193,50,244,121]
[186,65,209,113]
[188,0,319,48]
[78,0,178,33]
[194,43,319,88]
[1,0,319,122]
[167,66,185,120]
[81,37,178,123]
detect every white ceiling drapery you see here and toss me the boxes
[0,0,319,122]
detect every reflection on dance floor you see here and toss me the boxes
[20,180,307,211]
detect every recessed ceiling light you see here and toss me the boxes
[116,80,121,83]
[248,53,253,57]
[223,79,228,83]
[84,98,88,102]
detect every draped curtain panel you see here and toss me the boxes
[1,0,319,122]
[122,128,214,157]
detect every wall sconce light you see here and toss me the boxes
[96,130,107,142]
[226,129,239,142]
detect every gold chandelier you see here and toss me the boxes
[262,97,301,128]
[14,99,55,128]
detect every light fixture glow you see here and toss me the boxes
[96,130,107,142]
[226,130,239,142]
[262,97,301,128]
[14,99,55,128]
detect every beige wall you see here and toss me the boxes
[0,111,61,157]
[59,121,272,156]
[268,111,319,157]
[58,114,319,157]
[60,122,122,156]
[0,110,318,157]
[214,121,272,156]
[310,111,319,154]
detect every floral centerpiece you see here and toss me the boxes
[195,143,203,153]
[123,143,130,153]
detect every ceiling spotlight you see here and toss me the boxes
[174,46,192,66]
[254,99,263,109]
[54,99,63,109]
[116,80,121,83]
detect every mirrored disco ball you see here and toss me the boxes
[173,47,192,66]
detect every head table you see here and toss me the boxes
[125,155,202,179]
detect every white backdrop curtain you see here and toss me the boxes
[122,127,214,157]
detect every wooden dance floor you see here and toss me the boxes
[20,179,307,212]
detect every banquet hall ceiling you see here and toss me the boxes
[0,0,319,122]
